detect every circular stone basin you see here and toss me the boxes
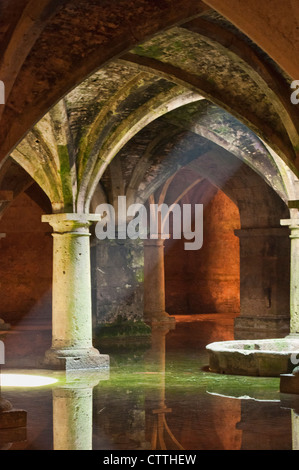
[206,338,299,377]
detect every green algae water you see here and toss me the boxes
[0,316,294,450]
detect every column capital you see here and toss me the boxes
[281,218,299,228]
[42,213,101,233]
[281,219,299,239]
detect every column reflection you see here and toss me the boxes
[145,324,183,450]
[52,370,109,450]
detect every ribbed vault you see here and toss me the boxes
[0,1,297,209]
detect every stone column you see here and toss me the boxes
[42,213,109,370]
[234,227,290,339]
[0,234,10,331]
[280,218,299,335]
[143,239,175,325]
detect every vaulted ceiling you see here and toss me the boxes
[0,1,298,218]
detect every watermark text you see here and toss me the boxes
[0,340,4,365]
[0,81,4,105]
[291,80,299,105]
[95,196,203,251]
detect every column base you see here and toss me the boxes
[0,319,10,331]
[0,407,27,449]
[43,347,110,371]
[280,371,299,395]
[0,409,27,429]
[144,311,176,326]
[0,397,12,413]
[285,333,299,338]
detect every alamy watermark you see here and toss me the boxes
[291,353,299,367]
[291,80,299,105]
[0,340,4,365]
[95,196,203,251]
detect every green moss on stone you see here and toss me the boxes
[57,144,73,209]
[95,317,151,339]
[134,44,164,60]
[134,268,144,283]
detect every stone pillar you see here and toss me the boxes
[234,227,290,339]
[42,213,109,370]
[0,234,10,331]
[143,239,165,322]
[143,239,175,325]
[280,218,299,335]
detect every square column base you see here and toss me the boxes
[0,409,27,448]
[144,311,176,326]
[280,373,299,395]
[0,319,10,331]
[0,409,27,429]
[43,350,110,371]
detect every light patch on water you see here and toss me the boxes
[0,373,58,387]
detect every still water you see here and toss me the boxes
[0,315,297,450]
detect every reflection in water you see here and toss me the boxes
[1,374,57,387]
[280,396,299,451]
[144,325,183,450]
[1,317,299,450]
[52,371,109,450]
[0,367,27,450]
[292,411,299,450]
[53,386,93,450]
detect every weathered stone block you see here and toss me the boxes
[44,353,110,371]
[0,409,27,429]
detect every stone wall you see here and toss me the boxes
[0,192,52,326]
[165,189,241,315]
[234,226,290,338]
[91,237,144,325]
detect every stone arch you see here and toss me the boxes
[0,2,297,368]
